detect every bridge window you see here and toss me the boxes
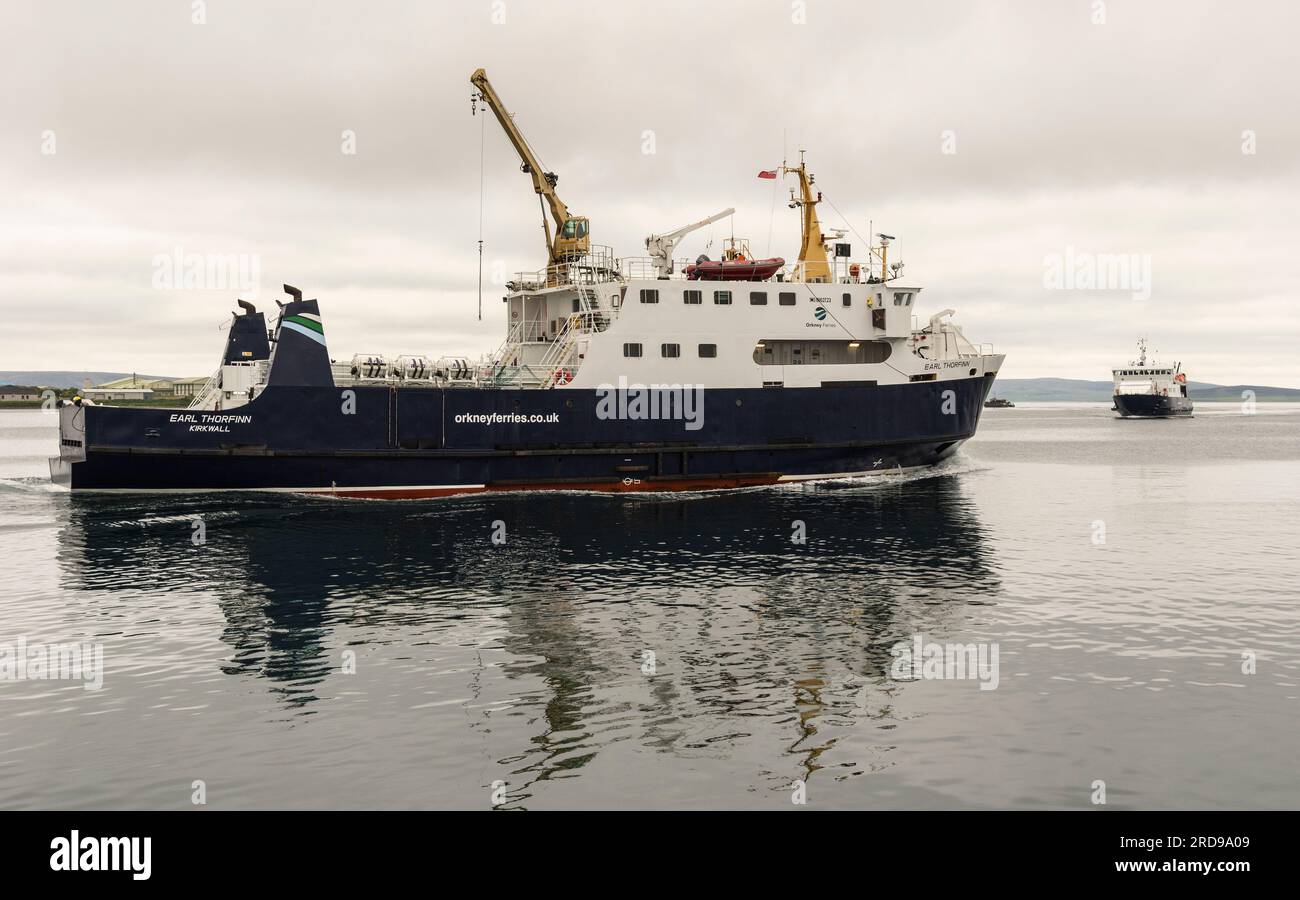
[750,291,767,305]
[714,290,732,305]
[698,343,717,358]
[661,343,680,358]
[779,292,797,306]
[683,289,702,305]
[639,289,659,304]
[623,343,642,358]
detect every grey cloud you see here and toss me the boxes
[1,0,1297,385]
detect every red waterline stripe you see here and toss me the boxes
[308,474,782,500]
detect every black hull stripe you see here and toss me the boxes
[82,431,975,459]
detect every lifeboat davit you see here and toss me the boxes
[684,254,785,282]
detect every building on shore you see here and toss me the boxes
[82,374,181,401]
[83,386,154,401]
[171,376,211,399]
[0,385,43,402]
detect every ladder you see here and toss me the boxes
[187,365,222,410]
[538,314,581,385]
[537,284,609,385]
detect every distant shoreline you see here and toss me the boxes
[0,398,188,410]
[4,398,1298,412]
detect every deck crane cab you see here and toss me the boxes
[470,68,589,267]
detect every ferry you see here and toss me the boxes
[1112,338,1192,418]
[48,69,1004,498]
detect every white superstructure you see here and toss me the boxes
[1112,337,1187,397]
[480,248,1000,391]
[187,240,1002,412]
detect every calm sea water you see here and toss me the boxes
[1,404,1297,810]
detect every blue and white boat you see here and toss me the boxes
[49,71,1004,498]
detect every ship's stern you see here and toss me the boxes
[48,403,87,488]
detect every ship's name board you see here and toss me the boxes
[168,413,252,433]
[924,361,972,371]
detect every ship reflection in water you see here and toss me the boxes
[53,471,999,808]
[17,406,1300,810]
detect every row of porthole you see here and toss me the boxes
[638,288,915,308]
[622,342,716,358]
[640,288,799,306]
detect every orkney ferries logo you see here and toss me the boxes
[806,302,835,328]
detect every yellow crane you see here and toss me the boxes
[470,68,589,266]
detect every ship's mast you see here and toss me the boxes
[783,151,831,283]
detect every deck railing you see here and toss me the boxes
[508,245,621,291]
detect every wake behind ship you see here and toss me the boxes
[49,70,1005,498]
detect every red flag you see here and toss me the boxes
[757,169,778,179]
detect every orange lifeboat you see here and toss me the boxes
[684,254,785,281]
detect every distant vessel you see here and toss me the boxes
[984,397,1014,408]
[1112,338,1192,418]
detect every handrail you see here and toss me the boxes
[507,245,622,291]
[187,365,222,410]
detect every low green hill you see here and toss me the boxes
[993,378,1300,402]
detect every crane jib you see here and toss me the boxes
[471,67,588,265]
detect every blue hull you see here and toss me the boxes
[1113,393,1193,418]
[53,377,996,495]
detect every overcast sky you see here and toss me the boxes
[2,0,1297,385]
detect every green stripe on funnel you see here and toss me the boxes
[284,314,324,334]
